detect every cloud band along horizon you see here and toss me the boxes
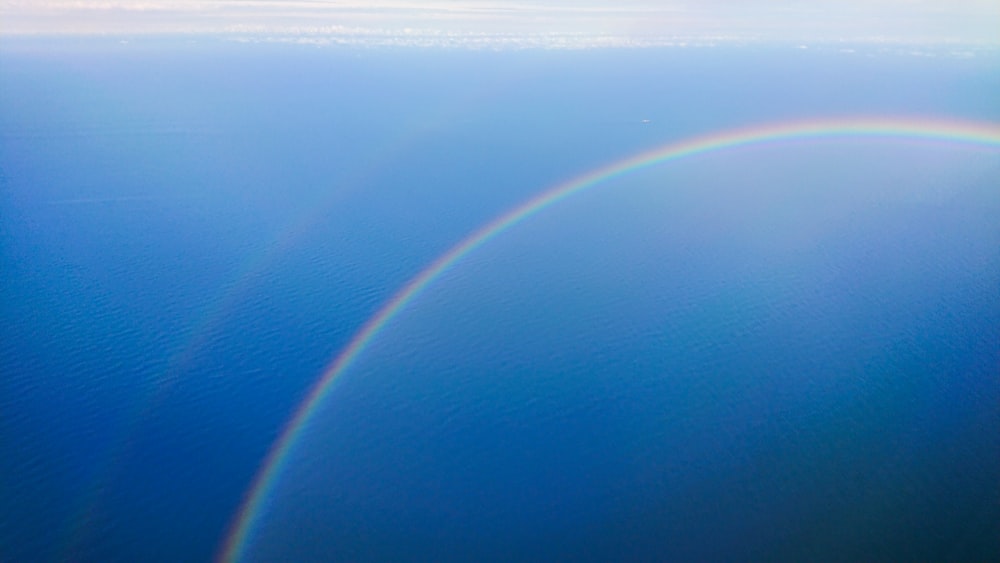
[217,116,1000,563]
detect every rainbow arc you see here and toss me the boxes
[217,116,1000,563]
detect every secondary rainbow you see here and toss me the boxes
[217,116,1000,563]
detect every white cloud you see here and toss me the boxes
[2,0,998,46]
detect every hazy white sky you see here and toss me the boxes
[2,0,998,46]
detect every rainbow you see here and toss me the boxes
[216,116,1000,563]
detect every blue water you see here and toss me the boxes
[1,39,998,562]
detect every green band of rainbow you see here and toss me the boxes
[217,116,1000,563]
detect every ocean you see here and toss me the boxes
[1,39,998,562]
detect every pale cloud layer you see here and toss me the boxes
[2,0,998,47]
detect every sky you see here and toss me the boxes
[1,0,999,47]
